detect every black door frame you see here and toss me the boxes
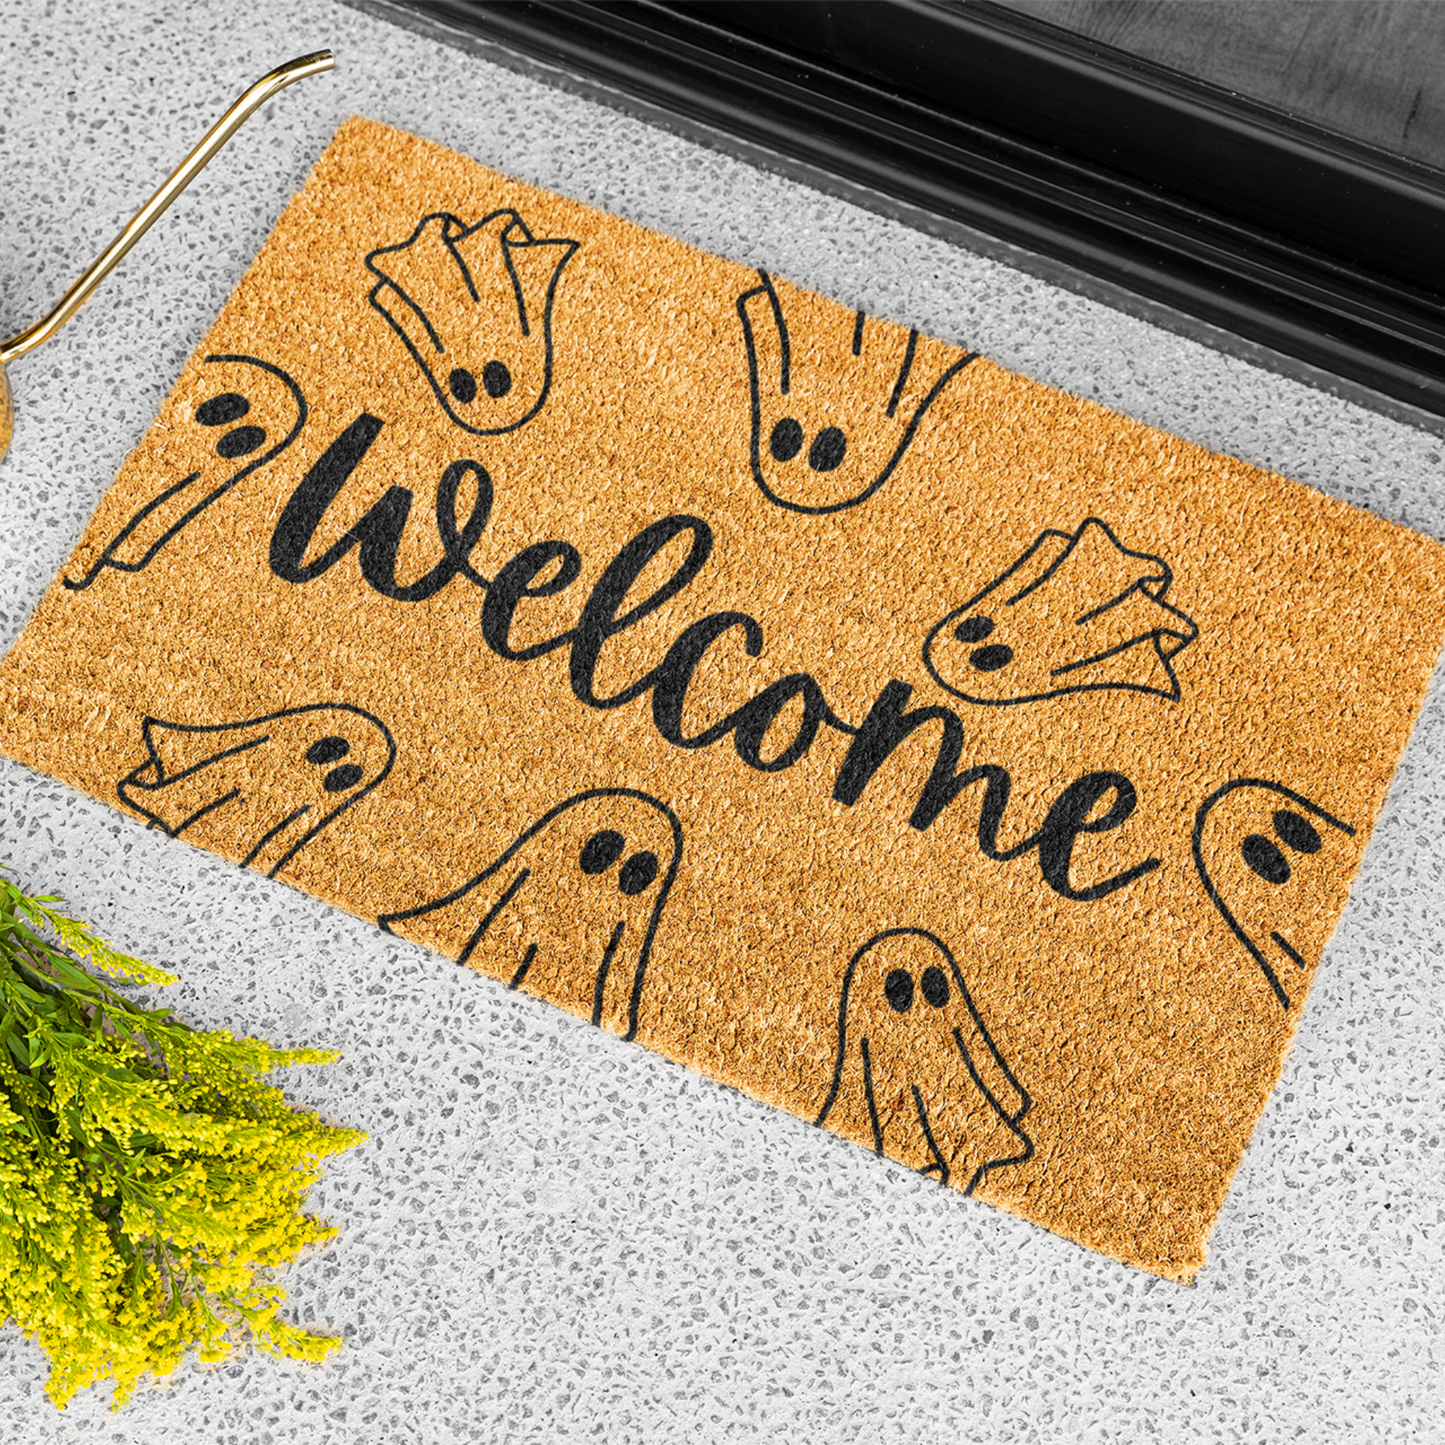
[354,0,1445,427]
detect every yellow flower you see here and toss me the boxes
[0,866,362,1410]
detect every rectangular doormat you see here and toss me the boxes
[3,117,1443,1281]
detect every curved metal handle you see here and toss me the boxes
[0,51,334,366]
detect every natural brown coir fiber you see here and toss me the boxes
[3,118,1443,1280]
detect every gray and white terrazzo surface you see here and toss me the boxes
[1,2,1442,1440]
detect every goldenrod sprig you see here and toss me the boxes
[0,865,364,1409]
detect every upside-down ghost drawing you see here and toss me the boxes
[923,516,1199,705]
[814,928,1034,1195]
[116,703,395,879]
[1192,778,1357,1010]
[64,353,306,591]
[736,270,976,514]
[365,208,579,436]
[378,789,682,1040]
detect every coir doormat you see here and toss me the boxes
[3,118,1443,1280]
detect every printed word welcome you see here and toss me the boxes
[269,413,1160,904]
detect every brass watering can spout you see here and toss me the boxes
[0,51,335,462]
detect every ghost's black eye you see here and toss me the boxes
[306,736,351,766]
[448,367,478,404]
[954,616,994,644]
[770,417,804,462]
[619,850,659,896]
[580,830,625,875]
[920,966,949,1008]
[215,426,266,459]
[482,360,513,399]
[1241,833,1291,884]
[323,764,364,793]
[1274,809,1322,854]
[884,968,914,1013]
[195,392,250,426]
[808,427,847,472]
[970,644,1014,672]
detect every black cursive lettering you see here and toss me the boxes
[569,515,713,709]
[481,540,582,660]
[1036,771,1160,900]
[270,412,492,601]
[266,405,1161,905]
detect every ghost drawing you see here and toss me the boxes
[814,928,1034,1196]
[737,270,976,514]
[116,703,395,879]
[923,517,1199,705]
[365,208,579,436]
[1192,778,1357,1010]
[64,353,306,591]
[378,789,682,1041]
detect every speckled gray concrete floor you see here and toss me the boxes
[1,2,1442,1441]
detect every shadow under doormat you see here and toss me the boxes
[3,117,1443,1281]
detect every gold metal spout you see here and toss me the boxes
[0,50,334,462]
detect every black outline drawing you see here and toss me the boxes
[923,516,1199,706]
[378,787,682,1042]
[1192,778,1356,1010]
[64,354,307,591]
[814,926,1034,1195]
[365,209,579,437]
[736,270,977,515]
[115,702,396,879]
